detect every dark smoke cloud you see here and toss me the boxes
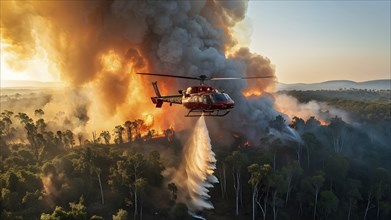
[2,0,283,141]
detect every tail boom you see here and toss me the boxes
[151,82,182,108]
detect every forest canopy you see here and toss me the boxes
[1,89,390,220]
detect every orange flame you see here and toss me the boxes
[319,119,329,126]
[243,88,263,97]
[100,50,122,73]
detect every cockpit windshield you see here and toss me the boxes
[211,93,232,102]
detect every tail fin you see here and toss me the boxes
[151,82,163,108]
[152,81,161,97]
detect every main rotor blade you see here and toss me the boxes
[137,73,200,80]
[209,76,274,80]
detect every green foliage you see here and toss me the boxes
[1,102,390,220]
[112,209,128,220]
[89,215,104,220]
[318,190,339,218]
[171,203,189,220]
[40,197,87,220]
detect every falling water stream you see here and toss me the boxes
[174,115,218,218]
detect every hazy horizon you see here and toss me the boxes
[1,78,389,89]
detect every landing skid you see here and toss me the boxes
[185,109,230,117]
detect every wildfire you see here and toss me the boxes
[100,50,122,73]
[319,119,329,126]
[243,88,263,97]
[142,113,154,127]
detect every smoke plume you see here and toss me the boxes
[1,0,280,139]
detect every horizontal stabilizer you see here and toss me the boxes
[151,97,163,108]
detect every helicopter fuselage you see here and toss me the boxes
[181,85,234,111]
[150,83,234,116]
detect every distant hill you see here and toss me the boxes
[277,79,390,91]
[1,80,64,88]
[2,79,390,91]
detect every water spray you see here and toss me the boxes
[173,115,218,218]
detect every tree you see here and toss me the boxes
[15,113,40,160]
[248,163,271,220]
[133,119,144,141]
[36,119,46,133]
[74,147,105,204]
[328,116,350,153]
[345,178,362,220]
[68,196,87,220]
[63,130,75,148]
[270,115,286,132]
[77,134,83,146]
[124,120,134,143]
[34,109,44,117]
[363,167,390,220]
[135,178,147,220]
[270,171,285,220]
[225,151,247,216]
[302,172,325,220]
[216,159,228,199]
[324,154,350,191]
[146,151,164,186]
[301,132,321,169]
[109,152,146,218]
[0,110,15,143]
[91,131,100,144]
[282,160,303,204]
[248,164,261,220]
[113,209,128,220]
[164,128,175,142]
[290,116,305,134]
[373,167,390,220]
[269,137,283,170]
[114,125,125,144]
[305,116,321,131]
[99,131,110,145]
[40,196,86,220]
[318,190,339,220]
[55,131,64,148]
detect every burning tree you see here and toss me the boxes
[113,125,125,144]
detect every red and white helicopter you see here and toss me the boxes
[137,73,272,117]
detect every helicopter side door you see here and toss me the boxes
[201,94,213,110]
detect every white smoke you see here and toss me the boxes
[172,116,218,216]
[274,93,351,123]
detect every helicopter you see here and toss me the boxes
[137,73,273,117]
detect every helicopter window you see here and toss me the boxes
[223,93,233,102]
[191,87,198,93]
[211,93,228,102]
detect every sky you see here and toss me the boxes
[0,1,390,84]
[246,0,391,83]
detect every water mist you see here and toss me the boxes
[173,116,218,218]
